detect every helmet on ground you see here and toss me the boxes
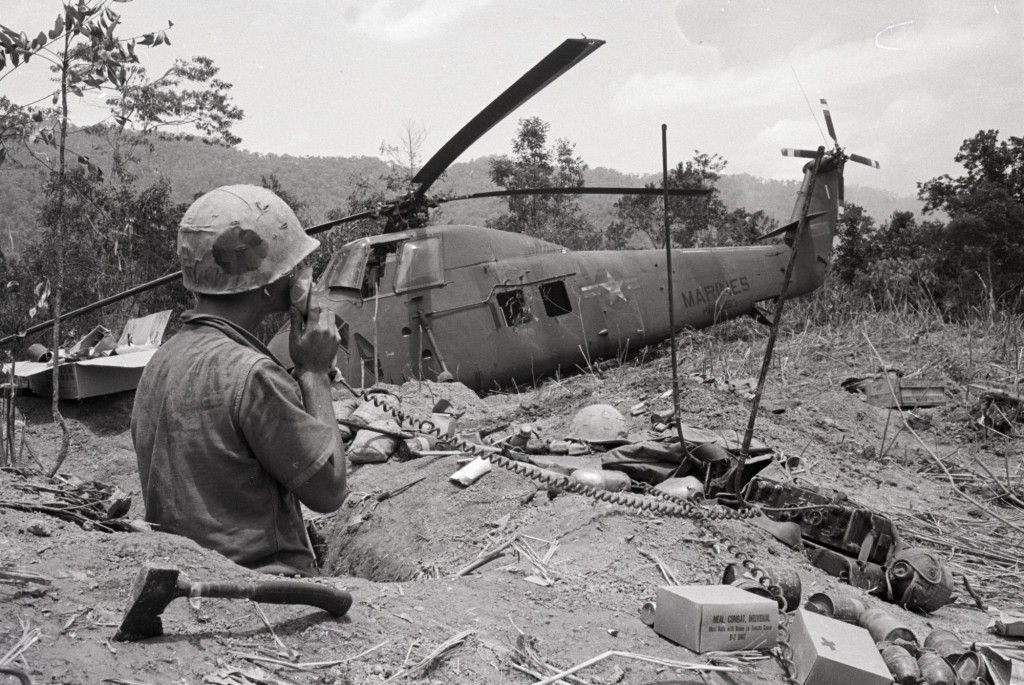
[567,404,630,445]
[178,184,319,295]
[886,547,953,613]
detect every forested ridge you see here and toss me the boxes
[0,128,920,256]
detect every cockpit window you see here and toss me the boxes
[395,237,444,293]
[323,242,369,290]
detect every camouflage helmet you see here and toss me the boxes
[178,185,319,295]
[567,404,630,445]
[886,547,954,613]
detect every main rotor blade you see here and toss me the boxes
[820,98,837,144]
[848,152,880,169]
[411,38,605,195]
[438,186,712,203]
[782,148,819,159]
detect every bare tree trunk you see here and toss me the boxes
[6,357,16,466]
[48,33,72,478]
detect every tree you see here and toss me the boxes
[486,117,596,249]
[110,55,244,146]
[832,202,877,284]
[379,119,427,185]
[0,2,242,474]
[918,130,1024,309]
[608,152,775,249]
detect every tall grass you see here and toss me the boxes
[666,280,1024,396]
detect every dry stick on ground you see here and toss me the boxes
[512,634,592,685]
[0,621,42,670]
[512,538,556,584]
[531,650,737,685]
[251,604,298,662]
[636,548,679,585]
[233,640,388,671]
[381,630,474,684]
[0,569,52,586]
[863,332,1024,537]
[455,537,516,577]
[970,457,1024,509]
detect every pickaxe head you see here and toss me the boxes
[114,563,182,641]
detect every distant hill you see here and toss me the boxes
[0,130,924,256]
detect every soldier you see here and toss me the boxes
[131,185,347,576]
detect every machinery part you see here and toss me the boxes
[723,563,801,612]
[881,644,921,685]
[569,468,630,492]
[917,651,957,685]
[747,513,803,550]
[653,476,703,501]
[639,601,657,626]
[858,607,917,645]
[886,547,954,613]
[114,563,352,641]
[951,652,983,683]
[25,343,48,362]
[804,592,864,624]
[410,39,603,201]
[923,629,963,659]
[566,404,629,445]
[804,544,886,592]
[782,98,879,212]
[178,185,319,295]
[747,476,904,567]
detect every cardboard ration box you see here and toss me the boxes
[653,584,778,652]
[789,609,893,685]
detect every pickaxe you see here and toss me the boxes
[114,563,352,641]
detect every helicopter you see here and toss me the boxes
[0,38,880,399]
[266,38,878,391]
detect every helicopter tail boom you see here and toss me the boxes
[784,153,844,298]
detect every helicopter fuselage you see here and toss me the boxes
[269,157,842,391]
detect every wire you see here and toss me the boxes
[790,66,828,148]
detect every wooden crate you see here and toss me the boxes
[865,376,947,408]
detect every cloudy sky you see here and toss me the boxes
[2,0,1021,195]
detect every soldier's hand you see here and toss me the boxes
[289,299,340,373]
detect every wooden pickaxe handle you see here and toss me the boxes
[180,580,352,616]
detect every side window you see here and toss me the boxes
[496,289,531,327]
[395,237,444,293]
[323,243,369,290]
[540,280,572,317]
[337,318,349,350]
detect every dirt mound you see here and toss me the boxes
[2,314,1019,684]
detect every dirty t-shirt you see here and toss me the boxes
[130,313,335,574]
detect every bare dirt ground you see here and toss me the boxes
[2,310,1022,685]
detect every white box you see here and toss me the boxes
[789,609,892,685]
[653,584,778,652]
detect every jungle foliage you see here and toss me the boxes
[834,130,1024,316]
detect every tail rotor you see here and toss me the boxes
[781,98,879,213]
[782,99,880,169]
